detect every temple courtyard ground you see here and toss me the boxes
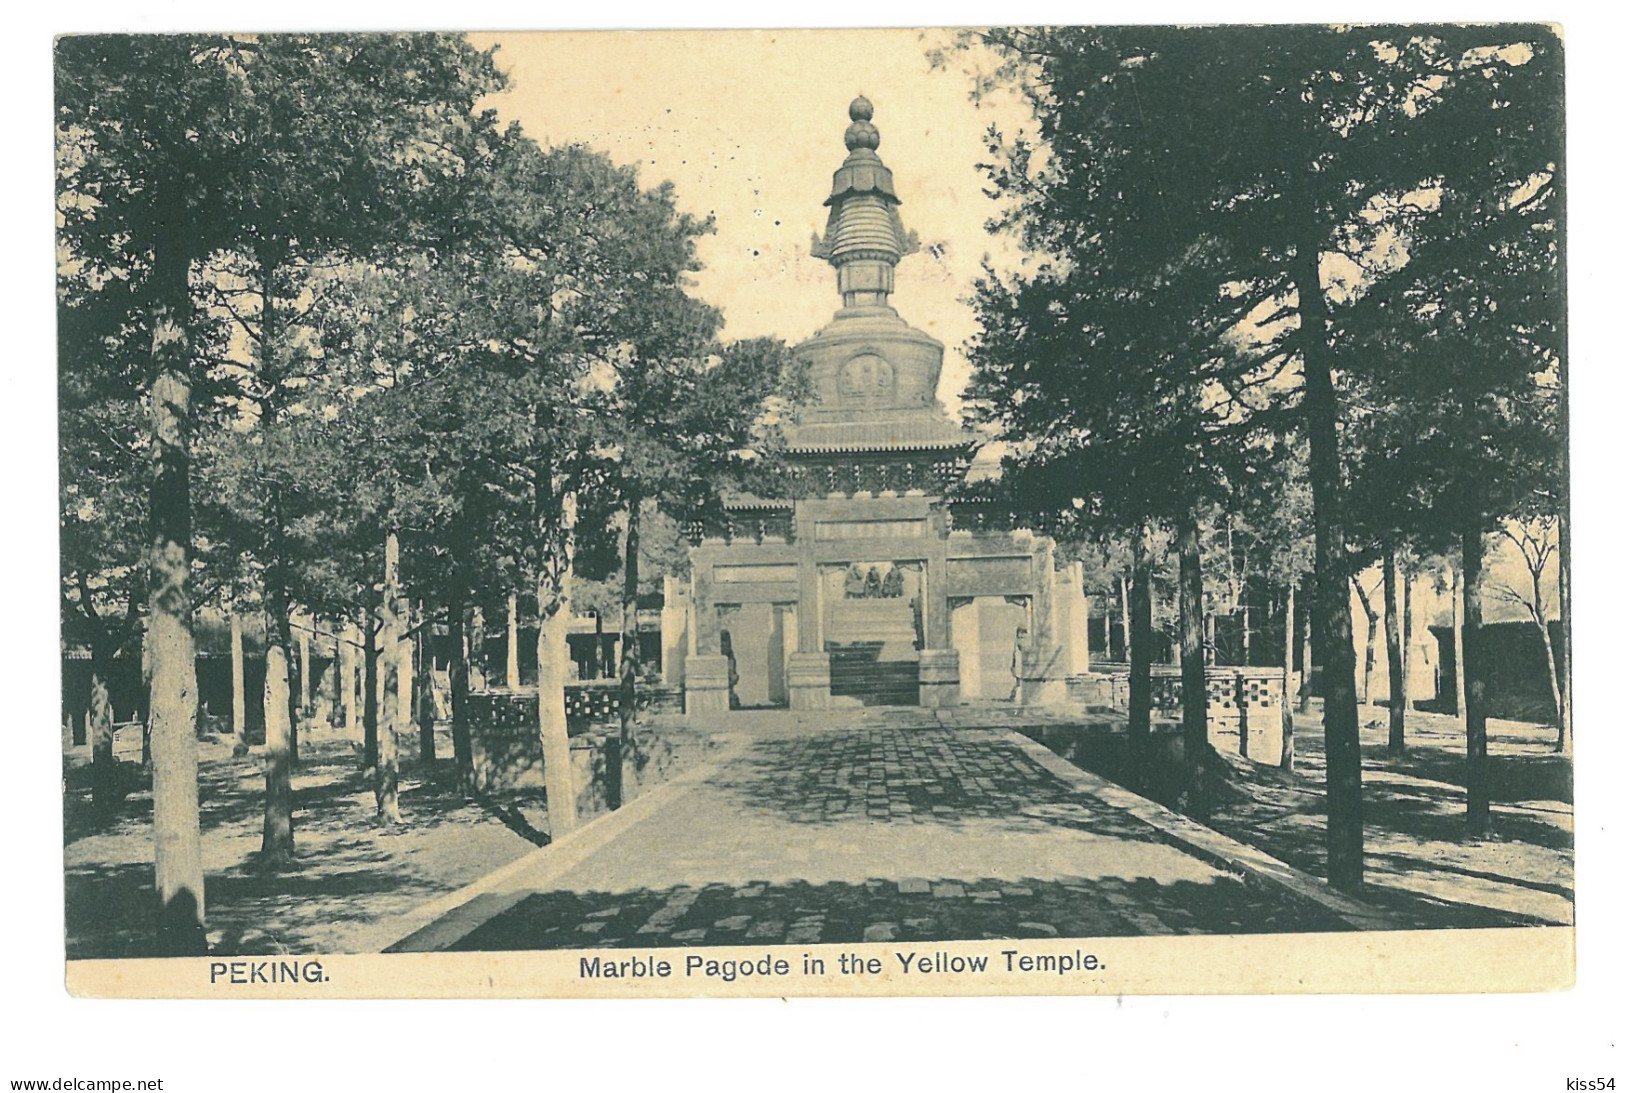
[62,702,1572,959]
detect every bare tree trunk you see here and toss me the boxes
[1296,238,1363,894]
[1281,584,1296,771]
[1558,513,1572,753]
[375,532,405,825]
[260,644,295,866]
[146,239,206,955]
[230,611,246,737]
[506,590,521,690]
[1127,525,1154,792]
[1462,521,1491,837]
[1383,548,1406,756]
[1175,505,1210,808]
[1241,605,1251,666]
[1534,612,1564,748]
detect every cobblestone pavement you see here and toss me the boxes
[439,723,1351,951]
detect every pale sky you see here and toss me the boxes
[469,29,1034,415]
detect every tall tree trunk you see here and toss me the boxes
[298,622,311,718]
[1119,573,1131,666]
[503,591,523,685]
[259,607,296,861]
[1127,524,1154,791]
[1461,520,1491,837]
[1241,605,1251,666]
[146,239,206,955]
[260,644,295,866]
[1535,613,1564,748]
[1402,568,1415,712]
[1298,589,1314,714]
[362,612,379,775]
[1175,504,1210,804]
[376,531,404,825]
[262,543,300,818]
[537,530,580,839]
[470,605,486,688]
[1526,561,1565,751]
[339,620,358,735]
[1383,548,1406,756]
[89,640,118,813]
[416,606,436,765]
[1295,240,1363,894]
[612,496,643,810]
[230,611,246,737]
[448,596,474,792]
[1452,566,1467,725]
[506,590,521,690]
[1281,584,1296,771]
[1352,574,1378,705]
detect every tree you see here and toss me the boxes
[966,23,1561,886]
[1492,515,1567,750]
[581,329,803,805]
[58,34,254,954]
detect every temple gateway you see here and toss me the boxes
[663,97,1090,712]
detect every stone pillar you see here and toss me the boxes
[1018,539,1069,705]
[787,652,833,710]
[1065,560,1090,675]
[691,564,721,656]
[685,655,733,715]
[924,506,952,650]
[917,649,960,707]
[660,575,688,688]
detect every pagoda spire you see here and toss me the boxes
[811,96,920,312]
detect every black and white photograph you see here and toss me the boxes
[48,22,1584,1007]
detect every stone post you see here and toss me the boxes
[787,652,833,710]
[684,563,733,714]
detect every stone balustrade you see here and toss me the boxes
[1081,666,1288,766]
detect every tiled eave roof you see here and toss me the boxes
[783,417,974,455]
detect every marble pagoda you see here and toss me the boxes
[665,97,1089,712]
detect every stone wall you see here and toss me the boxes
[465,683,683,794]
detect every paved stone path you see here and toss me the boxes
[422,721,1351,952]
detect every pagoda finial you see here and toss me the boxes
[845,95,880,152]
